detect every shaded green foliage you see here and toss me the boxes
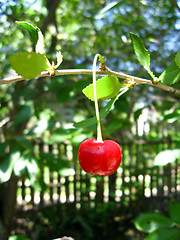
[13,202,142,240]
[0,1,180,239]
[133,201,180,240]
[0,0,179,188]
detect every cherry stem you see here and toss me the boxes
[93,54,103,142]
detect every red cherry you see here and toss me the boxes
[78,139,122,176]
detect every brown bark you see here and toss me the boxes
[0,175,17,240]
[41,0,60,35]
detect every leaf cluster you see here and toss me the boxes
[0,0,180,188]
[133,201,180,240]
[8,21,63,79]
[130,33,180,85]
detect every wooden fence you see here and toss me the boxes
[16,137,180,209]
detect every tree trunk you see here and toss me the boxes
[0,174,17,240]
[0,81,25,239]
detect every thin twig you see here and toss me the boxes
[105,68,180,95]
[1,68,180,95]
[171,0,180,12]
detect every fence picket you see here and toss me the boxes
[16,138,180,208]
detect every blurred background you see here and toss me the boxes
[0,0,180,240]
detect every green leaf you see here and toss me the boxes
[0,142,8,156]
[175,51,180,68]
[46,128,77,144]
[35,29,45,54]
[133,212,175,233]
[16,21,39,46]
[74,87,128,128]
[16,21,45,54]
[39,152,71,172]
[104,119,130,135]
[163,109,180,123]
[71,131,93,145]
[154,149,180,166]
[130,32,150,72]
[0,151,21,183]
[27,119,55,135]
[13,155,27,176]
[22,153,45,191]
[82,75,121,101]
[56,85,74,103]
[134,108,144,121]
[9,52,50,79]
[145,228,180,240]
[26,157,38,182]
[14,136,34,152]
[95,1,126,19]
[13,104,34,126]
[9,234,31,240]
[168,201,180,225]
[74,96,118,128]
[13,152,45,191]
[159,60,180,85]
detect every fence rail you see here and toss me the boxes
[16,136,180,209]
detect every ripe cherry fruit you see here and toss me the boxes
[78,139,122,176]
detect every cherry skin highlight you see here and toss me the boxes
[78,139,122,176]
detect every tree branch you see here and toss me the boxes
[171,0,180,12]
[1,68,180,95]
